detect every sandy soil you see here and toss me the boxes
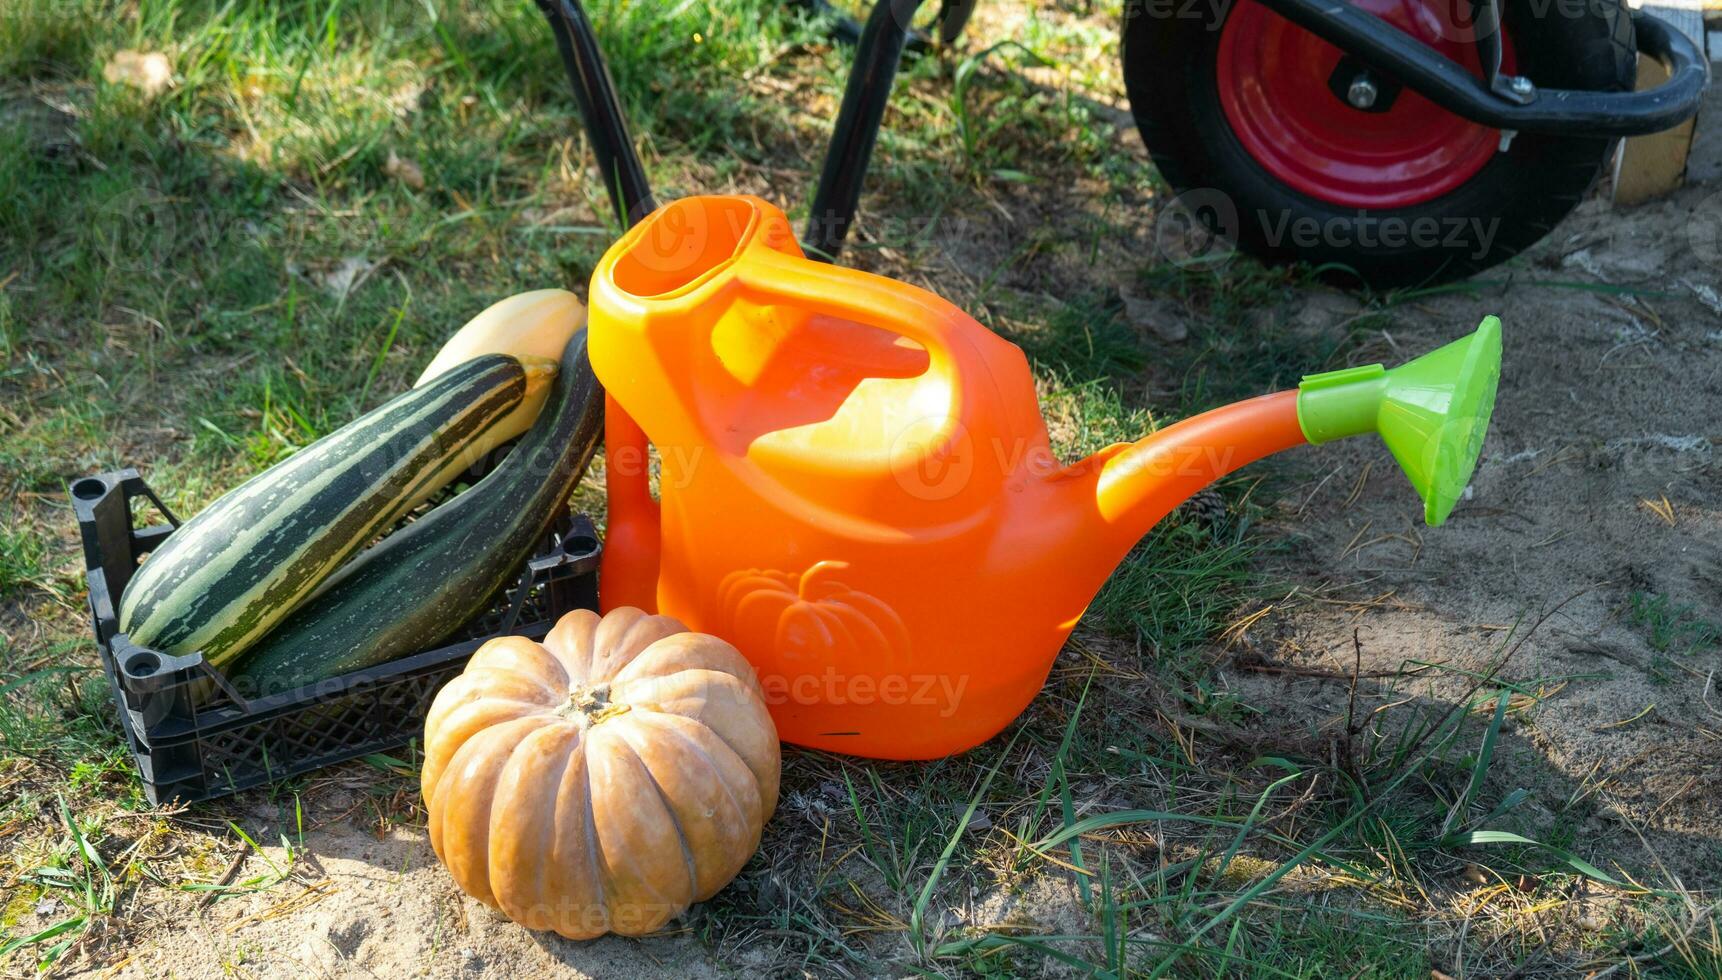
[1232,186,1722,884]
[103,812,726,979]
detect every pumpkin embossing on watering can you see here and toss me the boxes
[588,195,1501,760]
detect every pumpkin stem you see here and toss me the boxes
[798,559,851,597]
[557,682,633,727]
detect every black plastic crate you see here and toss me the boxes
[69,468,600,805]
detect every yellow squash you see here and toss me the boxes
[417,288,588,445]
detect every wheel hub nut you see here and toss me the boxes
[1346,76,1378,110]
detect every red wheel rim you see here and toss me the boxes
[1216,0,1516,209]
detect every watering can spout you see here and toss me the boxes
[1296,314,1501,526]
[1082,389,1307,544]
[1080,316,1502,548]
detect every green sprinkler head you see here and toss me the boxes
[1294,316,1503,526]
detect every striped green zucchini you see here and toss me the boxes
[119,354,557,669]
[229,331,603,695]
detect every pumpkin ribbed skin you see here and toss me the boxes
[422,607,780,939]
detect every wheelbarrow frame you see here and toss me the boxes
[535,0,1707,262]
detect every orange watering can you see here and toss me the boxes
[588,195,1500,760]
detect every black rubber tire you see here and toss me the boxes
[1121,0,1636,288]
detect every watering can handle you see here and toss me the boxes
[600,393,662,614]
[737,249,968,367]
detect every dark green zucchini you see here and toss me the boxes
[119,354,552,668]
[229,331,603,695]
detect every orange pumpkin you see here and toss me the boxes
[421,607,780,939]
[717,560,911,666]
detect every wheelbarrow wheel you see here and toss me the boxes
[1121,0,1636,288]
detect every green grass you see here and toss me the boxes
[0,799,117,972]
[0,520,56,602]
[0,0,1712,975]
[1629,591,1721,658]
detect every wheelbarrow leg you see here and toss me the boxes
[536,0,658,228]
[805,0,929,262]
